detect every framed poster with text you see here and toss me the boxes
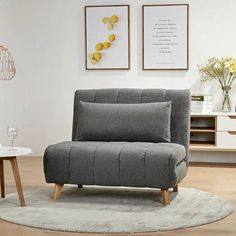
[85,5,130,70]
[142,4,189,70]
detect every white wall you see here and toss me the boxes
[0,0,236,162]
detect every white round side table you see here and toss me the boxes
[0,147,32,207]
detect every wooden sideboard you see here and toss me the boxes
[190,112,236,151]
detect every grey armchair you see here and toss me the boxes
[44,89,190,205]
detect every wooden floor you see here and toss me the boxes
[0,157,235,236]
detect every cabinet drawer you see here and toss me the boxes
[217,116,236,131]
[217,131,236,148]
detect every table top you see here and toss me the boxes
[0,147,32,157]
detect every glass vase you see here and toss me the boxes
[221,86,232,112]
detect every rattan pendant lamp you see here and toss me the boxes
[0,46,16,80]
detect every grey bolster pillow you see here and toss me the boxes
[75,101,171,142]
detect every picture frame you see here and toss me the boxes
[142,4,189,70]
[85,5,130,70]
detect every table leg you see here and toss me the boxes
[10,157,25,207]
[0,160,5,198]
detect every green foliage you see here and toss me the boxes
[198,57,236,89]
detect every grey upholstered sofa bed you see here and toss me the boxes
[44,89,190,205]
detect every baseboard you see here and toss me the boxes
[189,162,236,168]
[189,151,236,164]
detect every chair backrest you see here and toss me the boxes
[72,89,191,162]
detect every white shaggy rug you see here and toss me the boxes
[0,186,233,233]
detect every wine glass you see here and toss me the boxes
[7,126,18,150]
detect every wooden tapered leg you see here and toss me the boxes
[161,189,170,205]
[0,160,5,198]
[173,184,178,192]
[77,185,83,188]
[10,157,25,207]
[52,184,63,200]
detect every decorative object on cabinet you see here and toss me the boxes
[191,95,213,113]
[199,57,236,112]
[0,46,16,80]
[190,112,236,151]
[142,4,189,70]
[85,5,130,70]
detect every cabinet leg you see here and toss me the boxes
[10,157,25,207]
[0,160,5,198]
[52,184,63,200]
[161,189,170,205]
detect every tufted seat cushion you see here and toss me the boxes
[44,141,186,189]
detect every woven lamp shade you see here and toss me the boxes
[0,46,16,80]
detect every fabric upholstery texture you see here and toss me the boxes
[44,89,191,189]
[44,141,186,189]
[76,101,171,142]
[72,89,190,162]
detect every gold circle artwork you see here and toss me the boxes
[110,15,119,23]
[88,14,119,65]
[94,52,102,61]
[102,17,110,24]
[103,42,111,49]
[95,43,103,51]
[107,23,113,30]
[108,34,116,42]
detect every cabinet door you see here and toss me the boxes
[217,116,236,131]
[217,131,236,148]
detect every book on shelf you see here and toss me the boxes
[191,95,213,113]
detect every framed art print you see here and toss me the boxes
[142,4,189,70]
[85,5,130,70]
